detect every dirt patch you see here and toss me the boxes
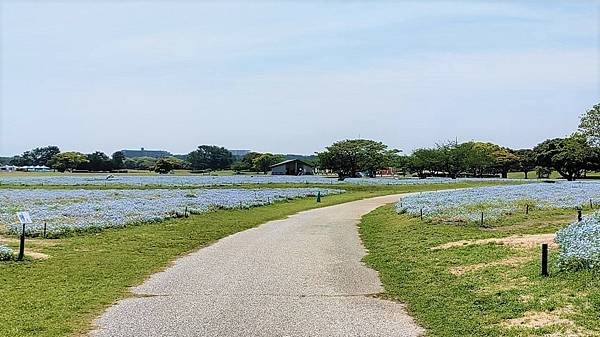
[433,234,556,250]
[504,311,572,328]
[0,235,59,246]
[450,256,531,276]
[27,251,49,259]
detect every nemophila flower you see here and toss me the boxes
[0,188,343,237]
[0,175,520,187]
[0,245,13,261]
[556,212,600,270]
[396,181,600,223]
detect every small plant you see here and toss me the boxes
[0,245,13,261]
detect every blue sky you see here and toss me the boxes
[1,1,599,156]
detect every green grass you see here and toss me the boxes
[360,205,600,336]
[0,181,510,337]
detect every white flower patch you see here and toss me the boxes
[0,245,12,261]
[0,188,343,236]
[396,181,600,223]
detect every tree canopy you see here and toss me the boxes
[579,103,600,146]
[317,139,399,179]
[187,145,233,171]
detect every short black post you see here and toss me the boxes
[525,204,529,215]
[480,212,484,226]
[316,191,321,203]
[185,206,188,218]
[18,223,25,261]
[541,243,549,277]
[420,208,423,221]
[43,222,47,238]
[578,209,582,222]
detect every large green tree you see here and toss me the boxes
[579,103,600,146]
[187,145,233,171]
[317,139,399,179]
[514,149,537,179]
[534,134,597,181]
[49,152,88,172]
[111,151,126,170]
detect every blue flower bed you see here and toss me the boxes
[396,181,600,224]
[556,212,600,270]
[0,175,519,187]
[0,188,343,237]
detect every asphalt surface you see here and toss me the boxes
[90,194,423,337]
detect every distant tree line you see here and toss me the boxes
[5,103,598,178]
[316,103,600,181]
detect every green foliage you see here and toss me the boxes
[533,134,598,181]
[253,153,285,174]
[9,146,60,166]
[123,157,158,171]
[49,152,88,172]
[111,151,126,170]
[187,145,233,171]
[317,139,399,179]
[82,151,112,172]
[154,157,187,173]
[514,149,537,179]
[579,103,600,146]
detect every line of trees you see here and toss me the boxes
[316,103,600,181]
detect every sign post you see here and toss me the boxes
[16,212,32,261]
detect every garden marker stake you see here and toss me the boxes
[18,223,25,261]
[316,191,321,203]
[43,222,47,238]
[420,208,423,221]
[578,209,582,222]
[541,243,549,277]
[525,204,529,215]
[480,212,484,226]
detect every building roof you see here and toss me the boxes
[270,159,314,168]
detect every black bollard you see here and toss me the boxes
[43,222,47,239]
[578,209,582,222]
[541,243,549,277]
[420,208,423,221]
[591,199,594,210]
[525,204,529,215]
[316,191,321,203]
[17,223,25,261]
[480,212,484,226]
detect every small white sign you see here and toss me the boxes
[16,212,32,224]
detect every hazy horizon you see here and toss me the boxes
[1,1,599,157]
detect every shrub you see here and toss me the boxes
[555,212,600,270]
[0,245,13,261]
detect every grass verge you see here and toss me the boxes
[360,205,600,336]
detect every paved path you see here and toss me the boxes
[90,194,423,337]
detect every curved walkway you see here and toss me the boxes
[90,194,423,337]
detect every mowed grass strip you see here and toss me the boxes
[360,205,600,337]
[0,181,503,337]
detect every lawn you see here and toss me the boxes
[360,204,600,336]
[0,181,506,337]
